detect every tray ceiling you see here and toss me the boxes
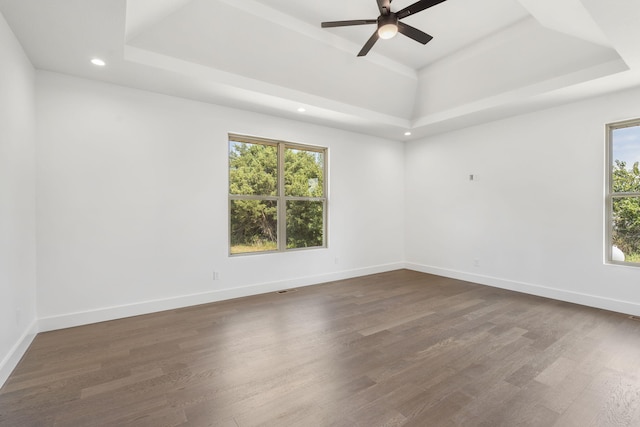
[1,0,639,140]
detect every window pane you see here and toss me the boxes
[285,148,324,197]
[612,196,640,264]
[230,200,277,254]
[286,201,324,249]
[612,126,640,193]
[229,141,278,196]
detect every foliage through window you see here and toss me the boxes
[607,119,640,265]
[229,134,327,255]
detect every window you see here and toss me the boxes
[607,119,640,265]
[228,134,327,255]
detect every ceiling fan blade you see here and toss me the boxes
[376,0,391,15]
[321,19,377,28]
[358,31,380,57]
[397,0,447,20]
[397,21,433,44]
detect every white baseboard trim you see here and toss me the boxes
[6,263,638,389]
[405,262,640,316]
[0,319,38,389]
[38,262,405,332]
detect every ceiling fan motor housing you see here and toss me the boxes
[378,13,398,28]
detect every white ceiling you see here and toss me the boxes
[248,0,530,70]
[1,0,640,141]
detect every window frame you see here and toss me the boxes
[605,118,640,266]
[228,133,328,256]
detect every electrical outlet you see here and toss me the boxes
[213,271,220,280]
[334,257,340,265]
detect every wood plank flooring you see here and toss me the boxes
[2,270,640,426]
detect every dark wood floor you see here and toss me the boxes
[2,270,640,426]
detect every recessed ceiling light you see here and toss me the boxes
[404,131,412,136]
[297,107,306,113]
[91,58,106,67]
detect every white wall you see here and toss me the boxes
[35,71,406,330]
[406,86,640,315]
[0,12,37,385]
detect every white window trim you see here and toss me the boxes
[605,118,640,266]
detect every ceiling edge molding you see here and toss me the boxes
[416,17,536,74]
[215,0,416,80]
[579,0,640,70]
[517,0,610,47]
[412,57,628,132]
[123,44,411,129]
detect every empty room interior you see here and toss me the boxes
[3,0,640,425]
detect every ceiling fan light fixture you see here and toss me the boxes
[321,0,445,56]
[378,23,398,39]
[377,13,399,40]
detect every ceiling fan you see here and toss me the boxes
[321,0,447,57]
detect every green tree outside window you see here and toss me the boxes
[229,136,326,254]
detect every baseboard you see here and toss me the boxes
[405,262,640,316]
[38,262,404,332]
[0,319,38,389]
